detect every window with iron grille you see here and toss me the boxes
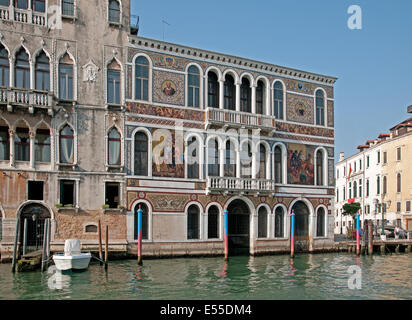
[62,0,74,16]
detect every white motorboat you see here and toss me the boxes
[53,239,92,271]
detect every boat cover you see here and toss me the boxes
[64,239,82,256]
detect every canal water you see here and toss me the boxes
[0,253,411,300]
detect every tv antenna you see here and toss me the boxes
[162,18,171,41]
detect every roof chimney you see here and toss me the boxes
[339,152,345,162]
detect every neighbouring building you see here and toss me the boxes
[335,108,412,234]
[0,0,338,261]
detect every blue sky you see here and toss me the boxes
[131,0,412,160]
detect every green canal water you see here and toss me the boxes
[0,253,411,300]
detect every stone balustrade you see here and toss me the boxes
[207,176,276,193]
[0,6,46,26]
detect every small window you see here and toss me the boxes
[15,0,28,9]
[15,127,30,162]
[396,202,401,213]
[60,180,75,206]
[366,156,370,168]
[85,225,98,233]
[108,0,120,23]
[32,0,45,12]
[105,182,119,209]
[316,90,325,126]
[377,151,381,164]
[383,152,387,164]
[406,201,411,212]
[62,0,75,16]
[28,181,44,201]
[397,173,401,193]
[397,147,401,161]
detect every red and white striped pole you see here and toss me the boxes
[137,205,143,265]
[291,210,295,258]
[224,208,229,261]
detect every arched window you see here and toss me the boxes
[15,48,30,89]
[135,56,149,101]
[15,125,29,162]
[316,90,325,126]
[224,140,236,177]
[59,53,74,100]
[397,173,401,193]
[107,59,121,104]
[240,142,252,178]
[0,45,9,87]
[240,77,251,113]
[316,207,326,237]
[207,139,219,177]
[35,51,50,91]
[224,74,235,110]
[256,80,264,114]
[59,125,74,164]
[274,206,284,238]
[187,204,200,240]
[134,203,148,240]
[187,136,199,179]
[207,205,219,239]
[108,128,121,165]
[273,82,284,119]
[187,65,200,108]
[207,71,219,108]
[316,150,324,186]
[108,0,120,23]
[274,146,283,184]
[258,207,268,238]
[0,124,9,161]
[257,144,266,179]
[35,127,50,163]
[134,132,148,176]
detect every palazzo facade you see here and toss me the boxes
[0,0,337,260]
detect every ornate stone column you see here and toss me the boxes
[251,84,257,114]
[8,129,15,167]
[235,80,240,112]
[29,130,35,168]
[219,79,224,110]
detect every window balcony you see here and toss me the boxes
[0,6,47,26]
[0,87,54,114]
[207,176,276,194]
[205,107,276,132]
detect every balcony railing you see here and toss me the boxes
[0,6,47,26]
[207,176,276,193]
[206,108,275,131]
[0,87,54,108]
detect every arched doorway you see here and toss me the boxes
[18,203,51,253]
[227,199,250,255]
[134,203,149,240]
[291,200,310,252]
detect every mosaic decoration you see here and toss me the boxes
[161,80,177,96]
[126,103,204,122]
[286,94,314,124]
[275,122,335,138]
[152,128,184,178]
[287,143,315,185]
[152,54,187,71]
[153,70,184,105]
[147,194,188,212]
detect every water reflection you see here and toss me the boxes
[0,253,410,300]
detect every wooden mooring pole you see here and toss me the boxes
[137,205,143,266]
[98,220,103,266]
[105,225,109,271]
[11,218,20,273]
[224,208,228,261]
[22,218,28,256]
[290,210,295,258]
[41,219,49,272]
[368,222,373,255]
[356,213,360,256]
